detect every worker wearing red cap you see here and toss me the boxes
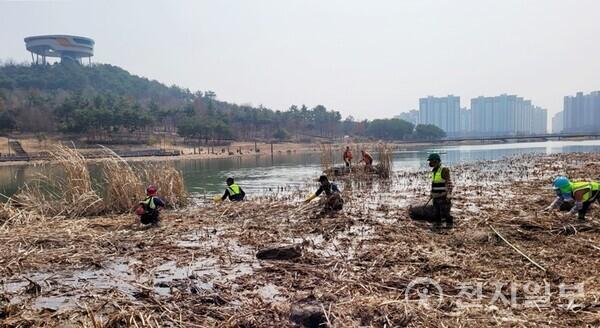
[136,185,165,226]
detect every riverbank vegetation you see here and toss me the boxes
[1,145,187,225]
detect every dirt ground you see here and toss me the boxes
[1,153,600,327]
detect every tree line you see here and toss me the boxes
[0,62,446,141]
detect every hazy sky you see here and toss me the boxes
[1,0,599,120]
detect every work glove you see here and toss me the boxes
[213,196,223,203]
[567,201,582,216]
[304,194,317,203]
[544,197,561,211]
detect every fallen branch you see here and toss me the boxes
[488,224,547,272]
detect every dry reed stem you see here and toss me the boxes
[141,164,188,208]
[1,152,600,327]
[12,145,104,218]
[4,146,187,226]
[320,143,334,172]
[101,150,145,213]
[375,143,393,179]
[100,145,187,210]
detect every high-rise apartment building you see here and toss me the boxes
[470,94,546,136]
[532,107,548,134]
[459,107,472,135]
[563,91,600,133]
[397,110,419,125]
[411,94,547,137]
[552,111,563,134]
[418,96,461,136]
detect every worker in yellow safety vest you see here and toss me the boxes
[547,176,600,220]
[135,185,165,226]
[215,177,246,202]
[428,153,454,228]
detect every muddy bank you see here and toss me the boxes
[1,153,600,327]
[2,137,596,167]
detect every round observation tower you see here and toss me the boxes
[24,35,94,65]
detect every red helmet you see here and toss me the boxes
[135,207,145,216]
[146,185,157,195]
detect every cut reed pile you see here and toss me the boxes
[0,201,38,230]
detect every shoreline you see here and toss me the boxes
[0,136,595,167]
[1,152,599,326]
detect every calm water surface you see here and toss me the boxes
[1,140,599,198]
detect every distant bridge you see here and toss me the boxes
[442,133,600,143]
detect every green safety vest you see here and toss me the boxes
[571,181,600,202]
[227,183,241,195]
[141,196,156,210]
[431,165,447,194]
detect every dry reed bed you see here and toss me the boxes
[1,146,187,224]
[323,143,393,180]
[1,153,600,327]
[11,146,104,218]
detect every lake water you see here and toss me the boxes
[1,140,599,199]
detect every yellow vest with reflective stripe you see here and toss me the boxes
[227,183,241,195]
[431,165,447,194]
[571,181,600,202]
[141,196,156,210]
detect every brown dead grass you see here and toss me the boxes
[5,145,186,222]
[101,149,145,213]
[11,145,104,218]
[1,153,600,327]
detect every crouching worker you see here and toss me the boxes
[305,175,344,215]
[359,150,374,169]
[215,177,246,203]
[135,185,165,226]
[546,176,600,220]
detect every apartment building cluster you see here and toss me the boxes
[552,91,600,133]
[401,95,548,137]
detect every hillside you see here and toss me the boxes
[0,62,444,143]
[0,61,192,101]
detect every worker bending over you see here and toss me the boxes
[218,177,246,202]
[305,175,344,215]
[359,150,373,168]
[136,185,165,226]
[547,176,599,220]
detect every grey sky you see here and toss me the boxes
[1,0,599,120]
